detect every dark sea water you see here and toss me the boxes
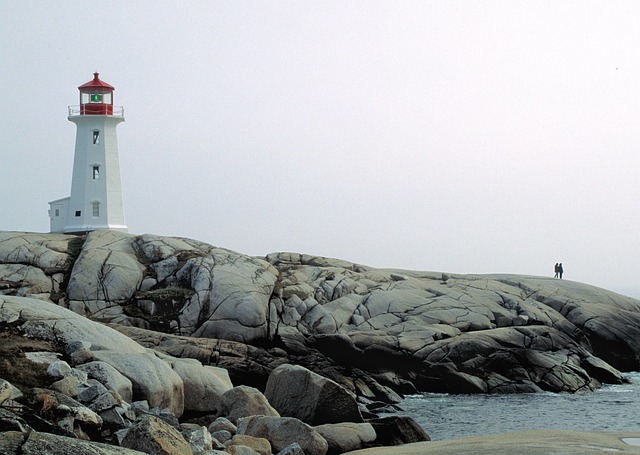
[396,372,640,441]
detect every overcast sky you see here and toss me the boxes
[2,1,640,297]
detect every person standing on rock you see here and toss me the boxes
[554,263,559,278]
[558,263,564,279]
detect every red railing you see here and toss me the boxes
[68,105,124,117]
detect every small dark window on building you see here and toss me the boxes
[93,130,100,144]
[55,209,60,217]
[75,210,81,217]
[92,165,100,180]
[92,202,100,217]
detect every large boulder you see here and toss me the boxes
[67,230,145,322]
[225,435,271,455]
[238,415,328,455]
[220,386,279,424]
[367,416,430,446]
[163,355,233,413]
[90,350,184,417]
[76,361,133,402]
[265,364,362,425]
[0,379,14,405]
[121,415,192,455]
[314,422,376,454]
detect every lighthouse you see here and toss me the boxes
[49,72,128,233]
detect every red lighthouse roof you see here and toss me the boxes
[78,72,115,91]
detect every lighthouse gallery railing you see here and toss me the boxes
[68,105,124,117]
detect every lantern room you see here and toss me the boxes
[78,72,115,115]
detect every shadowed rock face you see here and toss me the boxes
[1,230,639,396]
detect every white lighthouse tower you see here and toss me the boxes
[49,72,128,233]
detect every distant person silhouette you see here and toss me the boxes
[554,263,559,278]
[558,263,564,279]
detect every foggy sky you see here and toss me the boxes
[2,1,640,297]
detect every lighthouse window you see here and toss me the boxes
[92,202,100,217]
[92,130,100,144]
[75,210,81,217]
[92,165,100,180]
[90,93,103,103]
[55,209,60,217]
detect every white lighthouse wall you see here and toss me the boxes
[64,115,128,233]
[102,122,127,230]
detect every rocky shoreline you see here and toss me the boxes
[2,229,640,454]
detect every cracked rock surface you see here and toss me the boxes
[1,230,639,396]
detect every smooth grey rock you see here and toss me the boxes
[67,231,145,314]
[0,232,74,274]
[77,361,133,403]
[90,350,184,417]
[131,233,279,344]
[225,434,271,455]
[221,386,279,424]
[208,416,237,435]
[47,360,72,378]
[50,375,81,398]
[0,263,52,296]
[265,364,362,425]
[164,356,232,413]
[210,430,232,444]
[0,379,14,404]
[121,415,192,455]
[238,415,328,455]
[314,422,376,453]
[367,415,430,446]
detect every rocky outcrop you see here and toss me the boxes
[3,230,636,397]
[265,364,362,425]
[0,295,185,417]
[0,294,392,454]
[4,229,640,453]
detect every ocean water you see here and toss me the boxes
[396,372,640,441]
